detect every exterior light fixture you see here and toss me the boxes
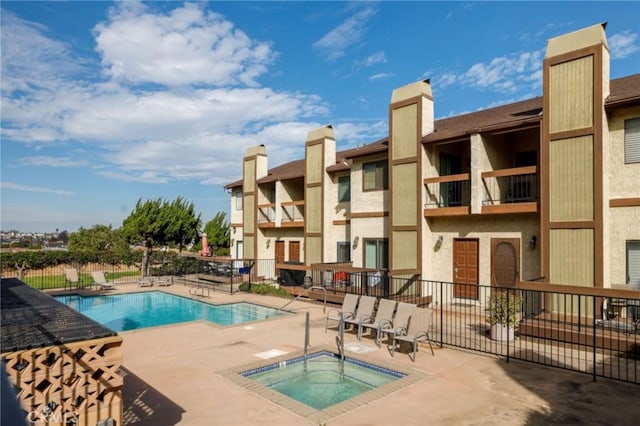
[434,235,443,251]
[529,235,537,249]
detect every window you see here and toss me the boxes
[338,176,350,202]
[235,191,243,210]
[363,160,388,191]
[337,242,351,262]
[624,117,640,164]
[627,241,640,290]
[364,239,388,269]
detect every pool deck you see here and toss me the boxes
[67,284,639,425]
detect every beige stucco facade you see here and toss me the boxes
[225,23,639,294]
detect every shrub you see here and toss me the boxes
[487,291,522,328]
[239,283,289,297]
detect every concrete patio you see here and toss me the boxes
[85,284,639,425]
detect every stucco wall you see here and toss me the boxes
[606,106,640,198]
[424,214,540,286]
[350,155,389,213]
[608,206,640,287]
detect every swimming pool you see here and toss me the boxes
[242,350,405,410]
[54,291,289,332]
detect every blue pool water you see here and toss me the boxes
[242,351,405,410]
[54,292,288,332]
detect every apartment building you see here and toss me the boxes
[225,23,640,295]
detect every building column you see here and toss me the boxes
[389,80,434,277]
[542,23,609,288]
[242,145,268,260]
[304,125,336,266]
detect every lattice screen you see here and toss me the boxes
[2,336,123,426]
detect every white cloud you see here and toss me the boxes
[1,182,75,196]
[364,51,387,66]
[369,73,394,81]
[18,156,87,167]
[0,5,338,187]
[609,31,639,59]
[313,5,377,61]
[432,49,543,93]
[333,121,387,148]
[93,1,273,87]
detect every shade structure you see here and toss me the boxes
[201,233,211,256]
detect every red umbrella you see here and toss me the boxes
[201,233,211,256]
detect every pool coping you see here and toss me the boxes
[218,344,432,424]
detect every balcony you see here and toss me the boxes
[481,166,538,214]
[257,203,276,228]
[281,200,305,227]
[423,173,471,216]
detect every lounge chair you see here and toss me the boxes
[64,268,81,289]
[325,293,359,332]
[90,271,116,290]
[137,277,154,287]
[378,302,416,345]
[344,295,377,332]
[155,276,172,286]
[358,298,397,346]
[391,307,435,362]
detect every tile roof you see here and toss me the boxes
[224,74,640,188]
[1,278,117,352]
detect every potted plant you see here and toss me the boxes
[487,290,521,341]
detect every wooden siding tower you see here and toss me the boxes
[389,80,434,276]
[304,125,336,265]
[542,23,610,288]
[243,145,268,260]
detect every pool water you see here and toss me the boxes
[242,351,405,410]
[54,291,288,332]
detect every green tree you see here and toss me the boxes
[69,225,128,253]
[122,197,200,276]
[165,196,201,252]
[203,212,230,254]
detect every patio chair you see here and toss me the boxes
[325,293,359,332]
[64,268,80,289]
[155,276,172,287]
[377,302,416,346]
[344,295,377,332]
[391,307,435,362]
[90,271,116,290]
[137,277,154,287]
[358,298,397,346]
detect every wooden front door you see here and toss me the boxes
[491,238,520,287]
[275,241,285,275]
[289,241,300,262]
[453,239,479,299]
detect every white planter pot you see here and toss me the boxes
[490,324,514,341]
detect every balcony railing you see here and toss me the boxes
[257,203,276,226]
[281,200,305,226]
[424,173,471,216]
[482,166,538,214]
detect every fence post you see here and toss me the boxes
[439,281,443,346]
[506,289,510,363]
[592,296,597,382]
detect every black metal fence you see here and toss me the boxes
[305,270,639,384]
[9,259,639,384]
[3,256,275,295]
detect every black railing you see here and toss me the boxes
[424,178,471,208]
[5,257,276,295]
[483,172,538,205]
[309,269,639,385]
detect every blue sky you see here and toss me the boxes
[1,1,639,233]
